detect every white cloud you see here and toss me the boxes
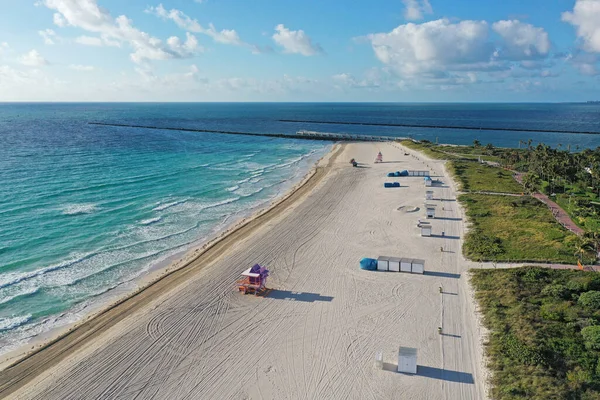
[42,0,202,64]
[39,29,57,45]
[363,18,557,86]
[69,64,95,71]
[146,4,245,46]
[562,0,600,53]
[272,24,323,56]
[492,20,550,59]
[53,12,67,27]
[568,52,600,76]
[0,42,8,56]
[75,35,103,46]
[19,50,49,67]
[365,19,492,76]
[402,0,433,21]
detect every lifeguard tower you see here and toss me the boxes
[375,152,383,163]
[237,264,269,295]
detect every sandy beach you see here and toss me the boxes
[1,142,488,400]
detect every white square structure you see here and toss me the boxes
[426,207,435,219]
[400,258,412,273]
[411,259,425,274]
[426,191,434,200]
[398,347,418,374]
[388,257,401,272]
[421,226,432,237]
[377,256,390,272]
[375,351,383,370]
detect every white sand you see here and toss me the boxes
[5,142,489,400]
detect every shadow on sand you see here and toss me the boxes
[441,333,462,338]
[433,217,463,221]
[266,290,333,303]
[382,363,474,384]
[430,234,460,240]
[423,271,461,279]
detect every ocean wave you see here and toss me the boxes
[0,286,40,305]
[152,199,187,212]
[0,253,91,290]
[198,197,241,211]
[225,185,240,192]
[140,217,162,226]
[61,203,98,215]
[0,314,33,332]
[235,186,265,198]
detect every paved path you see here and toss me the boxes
[513,172,584,235]
[470,261,600,272]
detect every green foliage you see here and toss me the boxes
[464,230,503,259]
[460,193,580,263]
[472,268,600,399]
[400,140,501,162]
[448,160,524,193]
[541,284,569,300]
[582,326,600,350]
[579,292,600,309]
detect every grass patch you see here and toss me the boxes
[400,140,502,162]
[448,160,524,194]
[471,267,600,399]
[555,195,600,233]
[400,140,451,160]
[461,194,581,264]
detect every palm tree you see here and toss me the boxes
[575,236,597,264]
[522,172,540,194]
[473,139,481,148]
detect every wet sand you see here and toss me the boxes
[2,142,488,400]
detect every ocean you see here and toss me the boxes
[0,102,599,353]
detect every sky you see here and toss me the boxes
[0,0,599,102]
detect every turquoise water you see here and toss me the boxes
[0,104,330,352]
[1,102,599,352]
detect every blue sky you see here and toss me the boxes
[0,0,599,101]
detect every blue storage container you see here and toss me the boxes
[360,258,378,271]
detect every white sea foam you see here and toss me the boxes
[61,203,98,215]
[198,197,240,211]
[153,199,187,212]
[0,314,32,332]
[0,253,90,290]
[140,217,162,226]
[226,185,240,192]
[0,286,40,305]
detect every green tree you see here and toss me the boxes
[578,291,600,309]
[581,325,600,349]
[473,139,481,148]
[522,172,540,194]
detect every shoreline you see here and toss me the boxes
[0,143,342,393]
[0,145,331,366]
[3,141,492,400]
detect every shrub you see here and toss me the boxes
[541,284,569,300]
[464,231,504,259]
[582,326,600,350]
[579,291,600,309]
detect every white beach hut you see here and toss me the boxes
[421,226,432,237]
[411,259,425,274]
[375,351,384,370]
[400,258,412,273]
[426,207,436,219]
[426,190,434,200]
[377,256,390,272]
[388,257,401,272]
[398,347,418,374]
